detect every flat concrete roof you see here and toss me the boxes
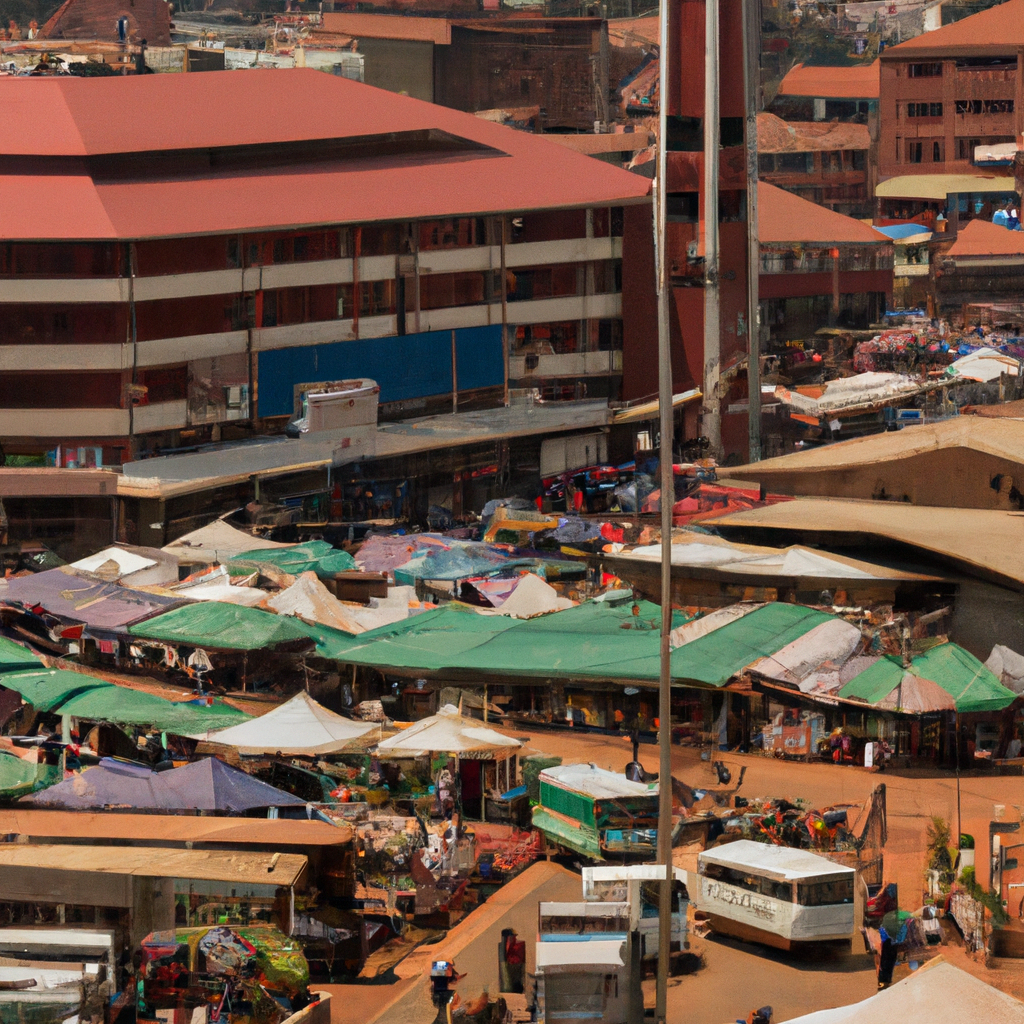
[119,400,612,499]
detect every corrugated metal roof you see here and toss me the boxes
[0,809,352,846]
[777,60,879,99]
[947,218,1024,258]
[884,0,1024,54]
[0,843,308,886]
[0,70,651,242]
[760,182,889,244]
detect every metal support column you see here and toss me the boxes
[655,0,674,1018]
[742,0,761,462]
[702,0,722,458]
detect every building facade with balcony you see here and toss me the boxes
[878,0,1024,181]
[0,70,650,468]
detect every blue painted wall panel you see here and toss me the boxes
[257,325,503,418]
[456,324,503,391]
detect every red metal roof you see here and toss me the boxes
[0,70,651,240]
[946,217,1024,257]
[759,182,890,244]
[777,60,880,99]
[884,0,1024,54]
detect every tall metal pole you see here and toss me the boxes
[742,0,761,462]
[655,0,674,1018]
[702,0,722,458]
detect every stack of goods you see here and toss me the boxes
[139,925,312,1023]
[853,331,949,373]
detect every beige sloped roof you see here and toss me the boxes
[706,497,1024,586]
[0,844,307,886]
[726,417,1024,477]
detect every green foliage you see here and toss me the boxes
[960,865,1009,927]
[927,816,955,889]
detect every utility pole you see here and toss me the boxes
[655,0,674,1018]
[742,0,761,462]
[702,0,722,459]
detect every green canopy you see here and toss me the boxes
[0,637,43,672]
[839,643,1016,713]
[320,597,766,686]
[0,752,59,800]
[0,666,249,732]
[666,603,836,687]
[130,603,318,652]
[228,541,356,580]
[0,668,111,712]
[55,686,252,733]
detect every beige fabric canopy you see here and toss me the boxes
[377,704,522,760]
[162,520,289,565]
[192,690,375,753]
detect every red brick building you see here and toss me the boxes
[0,70,650,467]
[879,0,1024,179]
[40,0,171,45]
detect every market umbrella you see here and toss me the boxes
[875,673,957,714]
[376,703,522,759]
[190,690,375,754]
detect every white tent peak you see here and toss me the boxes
[477,573,574,619]
[192,689,374,753]
[162,519,289,565]
[377,705,522,758]
[265,572,366,633]
[781,958,1024,1024]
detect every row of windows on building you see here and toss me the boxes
[0,211,625,279]
[903,99,1014,117]
[758,150,867,174]
[896,134,1016,162]
[902,58,1019,77]
[0,263,623,345]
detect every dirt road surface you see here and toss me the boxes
[326,724,1024,1023]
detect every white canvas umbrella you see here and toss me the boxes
[376,703,522,759]
[192,690,375,753]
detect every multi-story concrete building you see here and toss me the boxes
[0,70,650,469]
[879,0,1024,180]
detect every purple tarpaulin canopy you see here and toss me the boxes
[0,567,186,630]
[22,757,306,812]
